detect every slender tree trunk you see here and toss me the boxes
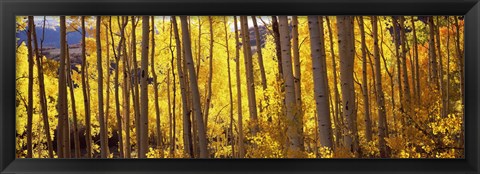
[32,16,54,158]
[196,17,202,78]
[105,21,111,155]
[454,17,464,108]
[252,16,268,90]
[26,16,34,158]
[66,45,81,158]
[148,16,163,158]
[203,16,214,130]
[325,17,342,148]
[372,16,389,158]
[180,16,209,158]
[233,16,245,158]
[336,16,359,155]
[172,17,194,158]
[271,16,283,79]
[96,16,108,158]
[279,16,302,157]
[435,17,446,118]
[446,17,450,118]
[411,16,421,103]
[138,16,150,158]
[240,16,259,135]
[392,17,404,121]
[123,19,132,158]
[130,16,142,156]
[110,16,127,158]
[57,16,70,158]
[358,16,373,142]
[399,17,412,124]
[308,16,334,150]
[170,22,177,158]
[80,16,93,158]
[224,16,235,158]
[292,16,305,150]
[428,16,439,88]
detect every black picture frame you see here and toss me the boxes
[1,0,479,173]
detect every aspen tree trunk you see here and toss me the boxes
[292,16,304,150]
[233,16,245,158]
[372,16,389,158]
[196,17,202,78]
[204,16,214,130]
[392,17,403,119]
[118,17,128,158]
[428,16,439,88]
[66,45,81,158]
[149,16,163,158]
[224,16,235,158]
[139,16,150,158]
[110,16,127,158]
[81,16,93,158]
[271,16,283,78]
[167,71,172,155]
[279,16,302,157]
[170,25,177,158]
[336,16,359,155]
[325,17,342,147]
[252,16,268,90]
[26,16,34,158]
[56,16,69,158]
[454,17,464,107]
[32,16,54,158]
[122,23,132,158]
[446,18,450,119]
[180,16,209,158]
[399,16,411,114]
[240,16,259,135]
[96,16,108,158]
[131,16,142,156]
[308,16,334,149]
[358,17,372,142]
[435,17,446,118]
[172,17,194,158]
[105,21,111,153]
[377,20,395,137]
[454,16,465,150]
[411,16,421,103]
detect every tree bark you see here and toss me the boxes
[81,16,93,158]
[26,16,34,158]
[336,16,359,155]
[428,16,439,88]
[32,16,54,158]
[204,16,214,130]
[252,16,268,90]
[358,16,373,142]
[66,45,81,158]
[233,16,245,158]
[372,16,389,158]
[325,17,342,148]
[240,16,259,135]
[139,16,150,158]
[279,16,302,157]
[308,16,334,149]
[172,17,194,158]
[96,16,108,158]
[411,16,421,103]
[224,16,235,158]
[180,16,209,158]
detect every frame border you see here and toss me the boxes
[1,0,479,173]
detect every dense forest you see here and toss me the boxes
[15,16,464,158]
